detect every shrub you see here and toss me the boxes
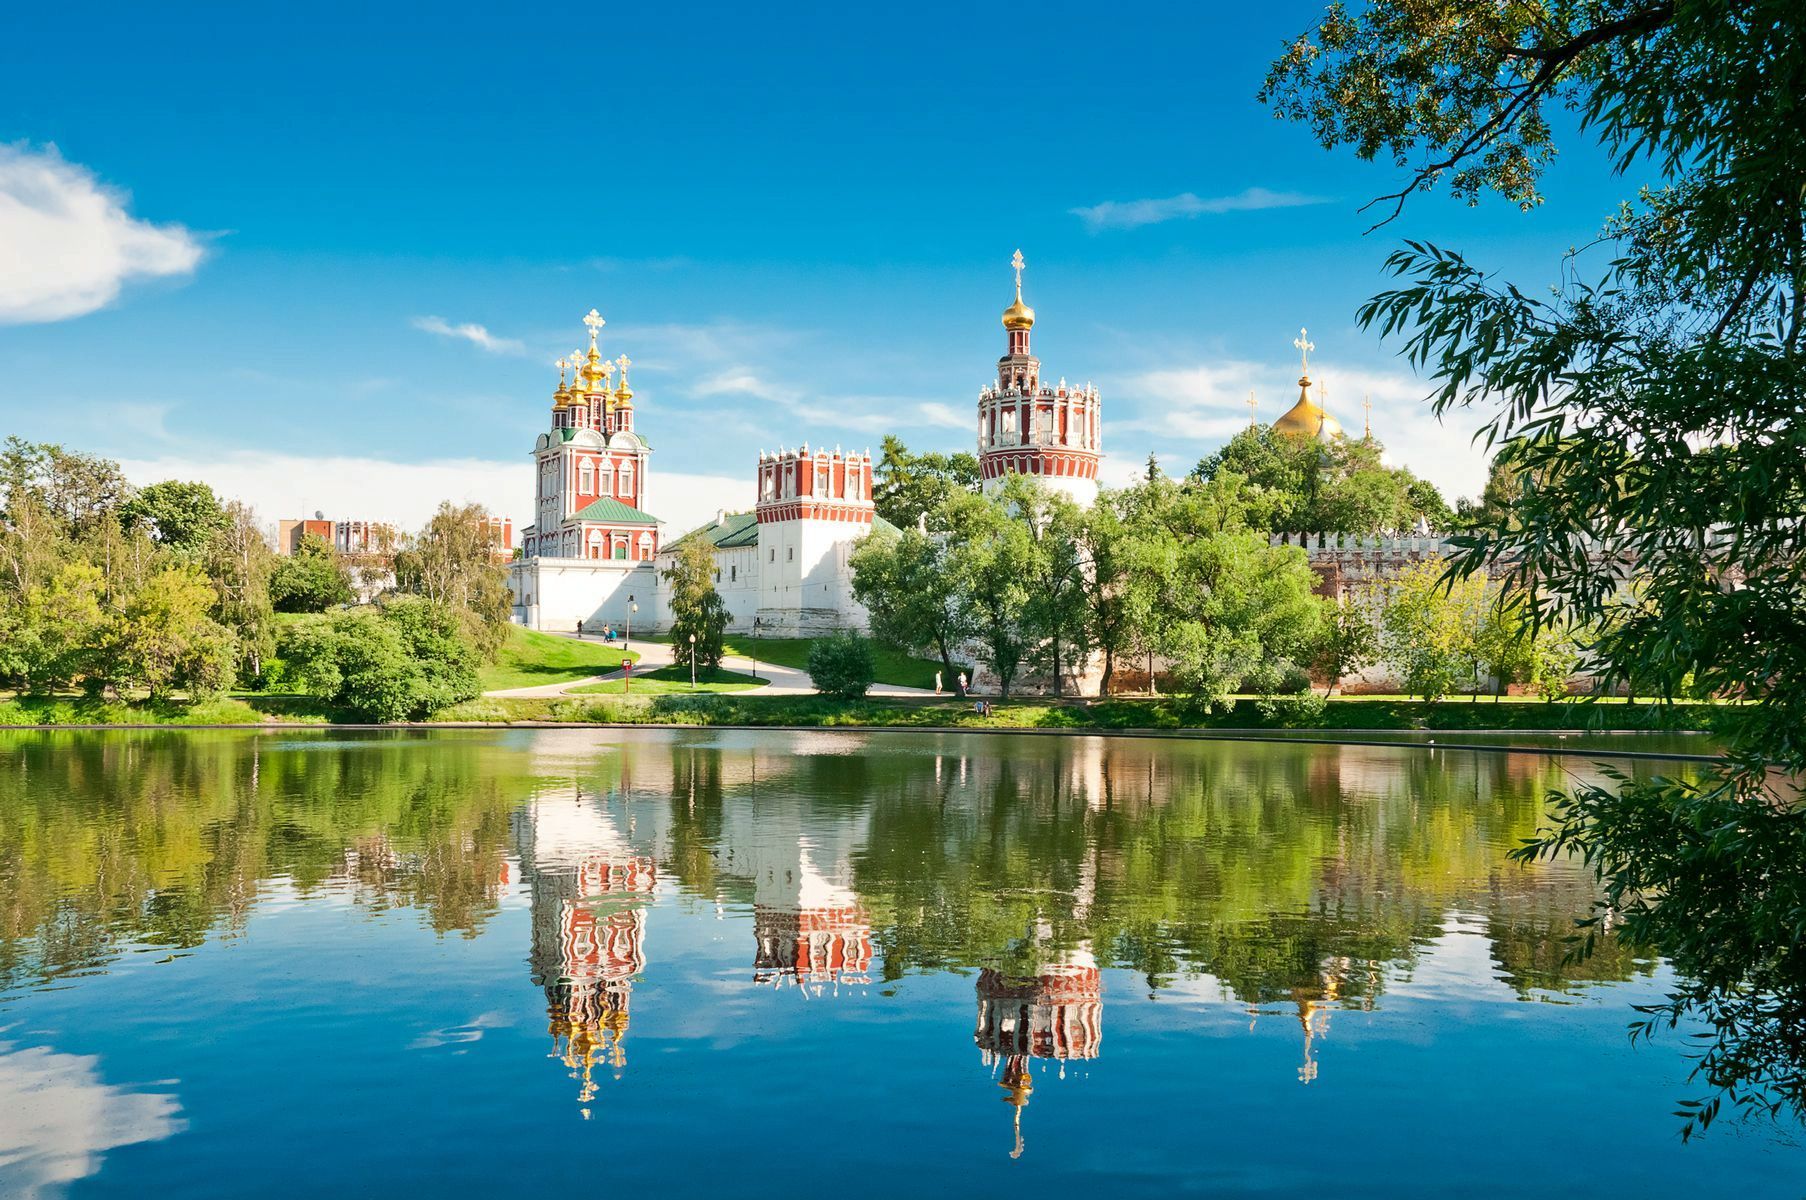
[807,632,876,700]
[279,599,480,721]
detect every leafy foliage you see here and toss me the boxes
[661,536,728,672]
[1194,424,1450,534]
[120,480,230,555]
[281,599,480,721]
[1271,0,1806,1133]
[392,501,512,658]
[270,533,354,613]
[806,630,877,700]
[849,523,972,680]
[872,435,981,531]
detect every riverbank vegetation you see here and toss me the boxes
[0,437,515,723]
[1266,0,1806,1135]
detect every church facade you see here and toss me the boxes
[512,252,1102,637]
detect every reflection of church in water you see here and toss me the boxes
[974,947,1104,1159]
[516,791,657,1111]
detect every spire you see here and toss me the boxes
[614,353,633,403]
[552,357,570,408]
[1002,249,1036,331]
[1363,392,1373,439]
[1247,388,1257,428]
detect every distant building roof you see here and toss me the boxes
[570,496,660,525]
[665,511,898,555]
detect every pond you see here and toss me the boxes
[0,728,1797,1196]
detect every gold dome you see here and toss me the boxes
[1272,378,1344,440]
[1002,288,1036,331]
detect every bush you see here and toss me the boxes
[807,632,876,700]
[279,599,480,721]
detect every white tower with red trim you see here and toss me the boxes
[977,251,1102,504]
[751,444,876,635]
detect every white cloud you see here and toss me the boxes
[116,451,750,544]
[1113,358,1491,504]
[0,143,204,324]
[0,1041,184,1197]
[1071,186,1329,232]
[410,315,528,356]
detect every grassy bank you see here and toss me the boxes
[0,690,1724,736]
[567,665,764,696]
[642,634,956,691]
[428,693,1724,734]
[477,627,638,691]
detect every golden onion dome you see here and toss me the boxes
[1272,378,1344,440]
[1002,287,1036,331]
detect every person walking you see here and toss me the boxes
[957,672,968,697]
[934,670,943,695]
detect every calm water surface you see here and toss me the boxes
[0,729,1796,1197]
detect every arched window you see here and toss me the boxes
[847,469,863,501]
[586,529,603,559]
[620,462,635,498]
[637,531,653,560]
[612,538,627,561]
[579,461,594,493]
[814,457,830,497]
[598,461,614,496]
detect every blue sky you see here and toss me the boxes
[0,1,1628,533]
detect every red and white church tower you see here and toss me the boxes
[977,251,1102,504]
[512,309,661,632]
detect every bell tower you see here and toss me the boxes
[976,251,1102,505]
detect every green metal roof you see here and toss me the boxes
[570,496,661,525]
[668,510,759,551]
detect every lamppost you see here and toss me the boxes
[688,632,697,691]
[750,616,761,681]
[625,596,637,651]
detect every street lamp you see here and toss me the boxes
[688,632,697,691]
[625,596,637,651]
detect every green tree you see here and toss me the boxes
[1267,0,1806,1131]
[280,600,478,721]
[102,566,237,700]
[0,437,133,538]
[120,480,229,556]
[270,532,354,613]
[204,501,278,682]
[393,502,512,658]
[807,631,876,700]
[1195,425,1449,534]
[1314,594,1378,697]
[943,488,1035,698]
[1008,478,1089,697]
[661,537,727,672]
[0,561,108,692]
[1378,559,1488,701]
[849,524,971,681]
[872,435,982,531]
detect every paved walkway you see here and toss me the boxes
[483,632,938,699]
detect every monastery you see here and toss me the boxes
[511,251,1125,636]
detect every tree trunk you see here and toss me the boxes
[1051,633,1063,698]
[1100,649,1114,697]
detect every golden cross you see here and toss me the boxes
[555,357,568,385]
[1011,249,1025,291]
[583,308,605,352]
[616,353,631,378]
[1247,389,1257,426]
[1293,327,1315,376]
[1363,393,1372,437]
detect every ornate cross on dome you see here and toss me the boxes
[556,357,568,385]
[616,353,631,377]
[583,308,605,351]
[1247,389,1258,427]
[1293,328,1315,377]
[1011,249,1025,290]
[1363,393,1373,438]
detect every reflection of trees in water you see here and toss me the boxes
[843,737,1664,1005]
[0,732,528,991]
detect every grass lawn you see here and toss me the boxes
[567,665,765,696]
[716,636,958,691]
[477,627,639,691]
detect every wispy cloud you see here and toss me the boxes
[1071,186,1329,232]
[410,315,528,355]
[0,142,205,324]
